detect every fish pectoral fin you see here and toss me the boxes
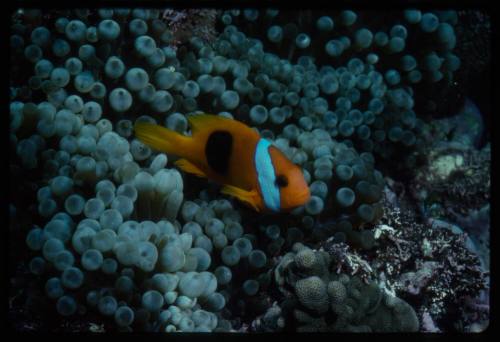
[174,159,207,178]
[221,184,261,212]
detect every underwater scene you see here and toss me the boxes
[8,7,491,333]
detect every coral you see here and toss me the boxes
[322,241,373,281]
[371,188,488,331]
[293,248,327,277]
[248,301,285,332]
[408,102,490,275]
[454,11,491,80]
[294,276,329,314]
[359,294,419,332]
[273,245,418,332]
[161,9,219,48]
[421,311,441,332]
[411,139,490,219]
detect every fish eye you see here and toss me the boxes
[275,174,288,187]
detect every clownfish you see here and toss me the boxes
[134,114,310,212]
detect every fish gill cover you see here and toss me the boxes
[8,7,490,333]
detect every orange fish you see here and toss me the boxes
[134,114,310,212]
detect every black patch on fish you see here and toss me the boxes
[205,130,232,175]
[275,174,288,187]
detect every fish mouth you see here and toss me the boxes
[282,190,311,211]
[296,189,311,205]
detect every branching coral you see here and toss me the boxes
[371,189,488,331]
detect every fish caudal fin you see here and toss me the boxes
[134,122,193,158]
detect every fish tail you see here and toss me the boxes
[134,122,194,158]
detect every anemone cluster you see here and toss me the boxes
[26,172,277,331]
[9,7,486,333]
[222,9,462,166]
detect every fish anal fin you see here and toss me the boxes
[221,184,261,212]
[174,159,207,178]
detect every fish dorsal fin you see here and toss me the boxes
[187,114,233,133]
[221,184,261,212]
[174,159,207,178]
